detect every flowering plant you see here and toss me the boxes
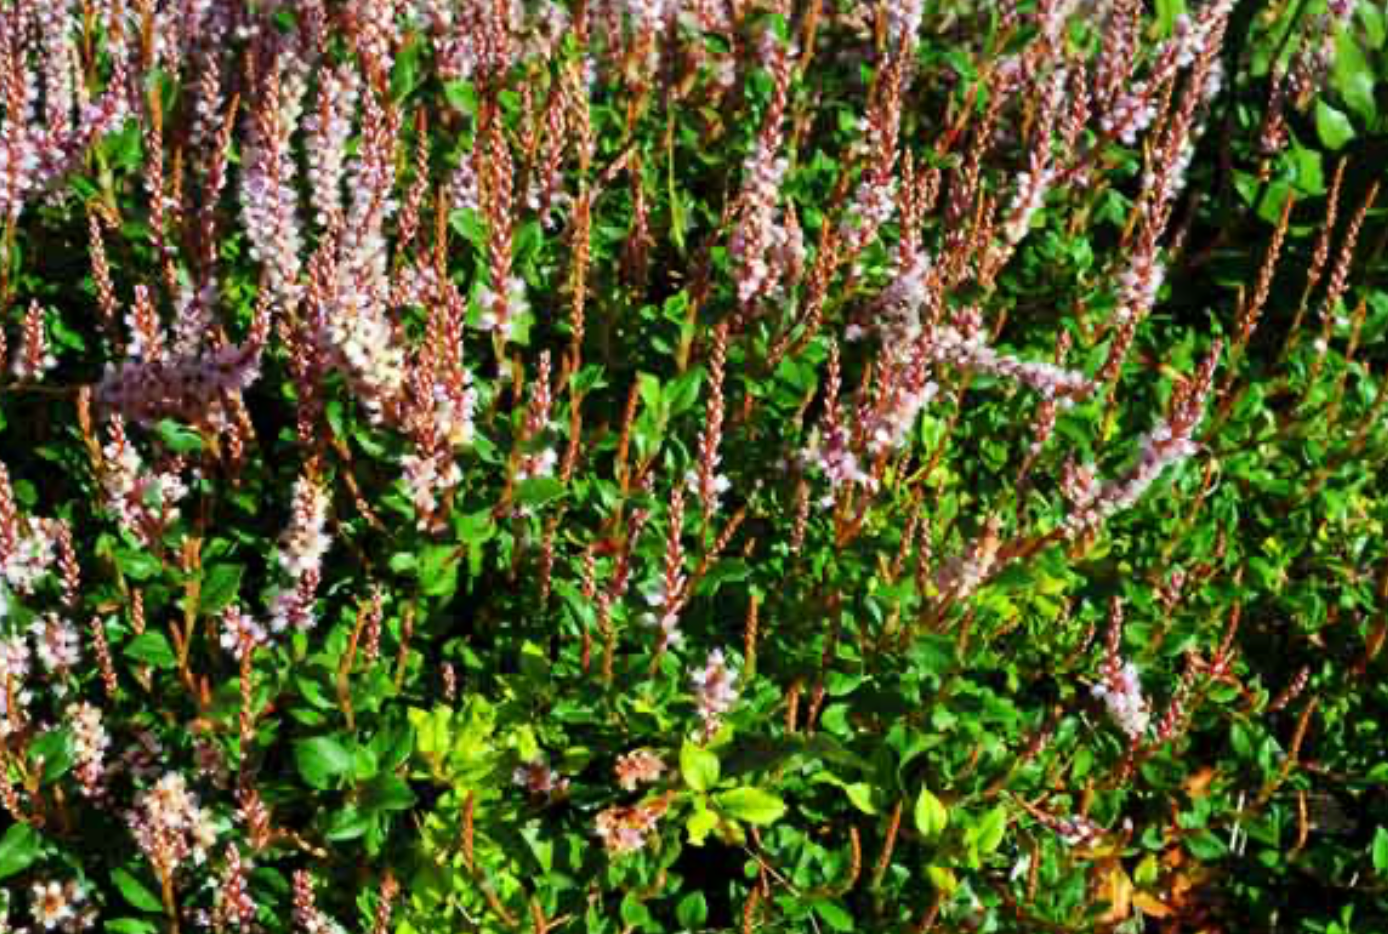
[1,1,1387,933]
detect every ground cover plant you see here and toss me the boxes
[1,0,1387,932]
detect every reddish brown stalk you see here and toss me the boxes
[871,799,904,890]
[460,790,476,872]
[696,321,729,527]
[393,602,415,690]
[614,378,641,494]
[1267,666,1310,713]
[770,221,839,367]
[1306,182,1379,386]
[1281,158,1347,360]
[742,593,760,681]
[538,513,559,605]
[599,592,616,686]
[239,651,256,752]
[1235,193,1294,352]
[567,186,592,375]
[1256,695,1320,805]
[397,109,430,253]
[740,886,761,934]
[785,678,802,734]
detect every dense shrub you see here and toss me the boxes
[1,1,1387,932]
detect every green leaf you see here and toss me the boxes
[637,372,663,414]
[417,544,460,599]
[1186,830,1228,861]
[975,805,1008,855]
[1361,2,1385,49]
[1155,0,1187,32]
[409,706,452,760]
[443,80,476,115]
[620,893,652,928]
[914,786,949,838]
[30,729,75,783]
[811,899,855,932]
[453,509,494,544]
[1315,100,1355,151]
[1333,30,1378,123]
[154,419,205,454]
[676,892,708,929]
[516,476,565,508]
[715,787,786,825]
[100,121,142,171]
[845,782,877,815]
[294,736,355,790]
[370,721,415,773]
[123,632,176,669]
[926,865,958,896]
[664,369,704,416]
[200,563,244,616]
[0,823,40,880]
[681,740,720,792]
[111,867,163,912]
[106,920,159,934]
[686,806,719,846]
[1373,827,1388,874]
[114,548,162,581]
[360,775,417,812]
[325,806,373,841]
[390,35,423,101]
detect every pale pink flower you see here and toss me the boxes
[268,476,331,632]
[595,797,669,855]
[67,701,109,797]
[1093,661,1150,740]
[128,773,219,877]
[691,649,738,735]
[615,750,667,791]
[513,755,569,799]
[29,878,95,932]
[0,635,33,737]
[220,606,268,659]
[30,613,81,677]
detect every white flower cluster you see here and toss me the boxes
[303,63,360,229]
[1063,416,1200,534]
[1092,660,1150,740]
[1,520,60,597]
[931,325,1088,403]
[67,701,110,798]
[28,879,96,933]
[239,49,307,312]
[0,635,32,738]
[1113,249,1166,329]
[99,419,189,545]
[641,577,685,651]
[866,346,939,454]
[268,477,331,632]
[595,796,669,855]
[691,649,738,737]
[512,754,569,800]
[802,421,875,507]
[885,0,925,51]
[219,606,268,660]
[614,749,667,791]
[30,614,80,681]
[128,773,219,877]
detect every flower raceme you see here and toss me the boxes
[128,773,219,879]
[268,475,332,633]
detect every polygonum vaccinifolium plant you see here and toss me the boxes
[0,1,1386,933]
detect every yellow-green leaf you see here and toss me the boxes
[914,786,949,838]
[715,786,786,825]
